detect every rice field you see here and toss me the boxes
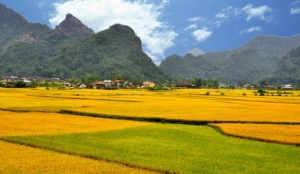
[2,124,300,174]
[0,110,152,136]
[0,141,159,174]
[0,87,299,173]
[1,88,300,122]
[210,123,300,145]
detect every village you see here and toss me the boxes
[0,76,156,89]
[0,75,296,90]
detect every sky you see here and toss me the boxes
[1,0,300,64]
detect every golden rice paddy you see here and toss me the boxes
[0,141,159,174]
[0,110,152,136]
[1,88,300,122]
[210,123,300,145]
[0,87,299,173]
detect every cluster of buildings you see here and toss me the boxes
[70,80,156,89]
[1,76,156,89]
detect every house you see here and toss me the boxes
[77,83,87,88]
[113,80,122,88]
[267,86,276,90]
[103,80,113,88]
[282,84,293,90]
[22,79,32,86]
[142,81,155,87]
[93,81,106,89]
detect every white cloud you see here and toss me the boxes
[184,24,197,31]
[49,0,177,64]
[192,28,212,42]
[239,26,262,34]
[290,1,300,6]
[215,6,241,19]
[291,7,300,14]
[290,1,300,14]
[188,17,205,22]
[242,4,273,22]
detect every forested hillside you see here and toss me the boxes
[266,46,300,85]
[159,35,300,84]
[0,4,167,82]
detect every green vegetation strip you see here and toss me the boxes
[59,109,300,125]
[1,125,299,174]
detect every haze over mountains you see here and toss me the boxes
[0,3,300,85]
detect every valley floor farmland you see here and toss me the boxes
[0,87,299,173]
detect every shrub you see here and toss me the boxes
[148,85,168,91]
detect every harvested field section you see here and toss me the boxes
[210,123,300,145]
[0,141,158,174]
[0,111,152,136]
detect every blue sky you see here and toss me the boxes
[1,0,300,64]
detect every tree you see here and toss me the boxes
[259,80,268,89]
[195,78,203,88]
[14,81,26,88]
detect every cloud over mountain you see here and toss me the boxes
[49,0,177,64]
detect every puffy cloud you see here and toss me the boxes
[192,28,212,42]
[242,4,273,22]
[49,0,177,64]
[239,26,262,34]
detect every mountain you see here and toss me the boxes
[159,34,300,84]
[266,46,300,85]
[48,13,94,40]
[0,3,167,82]
[0,4,49,49]
[0,9,96,78]
[188,48,205,56]
[50,24,167,82]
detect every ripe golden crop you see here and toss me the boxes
[0,110,152,136]
[210,123,300,145]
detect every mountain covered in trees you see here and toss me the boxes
[159,35,300,85]
[0,4,167,82]
[1,3,300,85]
[266,46,300,85]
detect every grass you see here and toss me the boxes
[210,123,300,145]
[0,141,158,174]
[2,124,299,174]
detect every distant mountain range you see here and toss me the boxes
[0,3,300,85]
[159,34,300,85]
[0,4,167,83]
